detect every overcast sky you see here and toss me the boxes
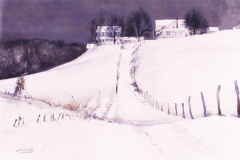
[0,0,239,43]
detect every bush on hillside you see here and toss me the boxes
[13,72,27,97]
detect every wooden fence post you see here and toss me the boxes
[175,103,177,116]
[182,103,185,119]
[161,103,164,112]
[188,96,194,119]
[234,81,240,118]
[168,103,170,115]
[200,92,207,117]
[217,85,222,116]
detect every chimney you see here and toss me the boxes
[176,18,178,29]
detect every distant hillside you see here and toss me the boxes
[0,39,86,79]
[2,0,239,43]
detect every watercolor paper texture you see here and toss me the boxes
[1,0,240,160]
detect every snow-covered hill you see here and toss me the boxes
[0,45,121,104]
[1,30,240,160]
[137,30,240,117]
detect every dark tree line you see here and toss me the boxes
[88,7,210,44]
[0,38,86,79]
[88,8,153,44]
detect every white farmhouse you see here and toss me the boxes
[96,26,122,45]
[155,19,190,38]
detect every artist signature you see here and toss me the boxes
[16,147,34,153]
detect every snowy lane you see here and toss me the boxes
[0,96,163,160]
[116,44,181,125]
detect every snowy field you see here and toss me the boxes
[137,30,240,117]
[1,30,240,159]
[0,45,121,104]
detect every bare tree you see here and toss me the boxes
[13,72,27,97]
[184,8,209,35]
[126,8,153,40]
[106,14,124,45]
[87,11,106,43]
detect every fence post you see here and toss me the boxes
[217,85,222,116]
[200,92,207,117]
[234,81,240,118]
[161,103,164,112]
[175,103,177,116]
[188,96,194,119]
[168,103,170,115]
[182,103,185,119]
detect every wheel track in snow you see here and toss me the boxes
[115,43,181,126]
[91,48,122,121]
[88,95,102,115]
[101,102,112,119]
[168,123,219,158]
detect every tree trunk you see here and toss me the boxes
[200,92,207,117]
[217,85,222,116]
[188,96,194,119]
